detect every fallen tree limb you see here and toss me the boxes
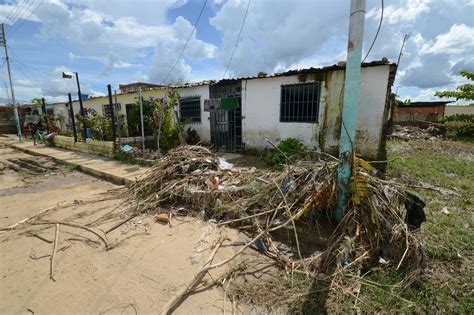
[160,216,295,314]
[31,220,109,250]
[50,224,59,281]
[105,214,137,234]
[160,236,225,315]
[30,233,53,244]
[0,205,58,232]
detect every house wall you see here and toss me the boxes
[445,105,474,116]
[176,85,211,142]
[63,85,210,141]
[242,65,392,160]
[394,105,445,123]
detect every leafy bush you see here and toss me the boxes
[156,89,187,150]
[126,98,157,137]
[185,127,200,145]
[441,114,474,138]
[264,138,308,170]
[75,108,126,141]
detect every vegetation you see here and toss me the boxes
[378,139,473,313]
[394,98,412,106]
[441,114,474,138]
[435,69,474,101]
[75,108,126,141]
[126,97,157,137]
[156,89,184,150]
[264,138,309,170]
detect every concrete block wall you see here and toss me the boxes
[53,135,114,156]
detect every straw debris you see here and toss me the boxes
[125,145,424,310]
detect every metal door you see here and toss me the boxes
[210,97,242,152]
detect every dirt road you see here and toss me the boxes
[0,146,245,314]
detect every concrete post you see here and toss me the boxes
[335,0,366,221]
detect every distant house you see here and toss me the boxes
[445,104,474,116]
[394,101,449,124]
[118,82,165,93]
[53,60,396,161]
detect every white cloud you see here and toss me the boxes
[210,0,347,77]
[368,0,431,24]
[148,16,217,83]
[425,24,474,55]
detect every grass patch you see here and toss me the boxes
[355,139,474,313]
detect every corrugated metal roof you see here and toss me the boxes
[215,60,396,83]
[51,60,396,105]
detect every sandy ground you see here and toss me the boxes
[0,146,252,314]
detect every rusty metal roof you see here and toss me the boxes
[215,60,397,83]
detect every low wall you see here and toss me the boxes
[54,135,114,156]
[445,105,474,116]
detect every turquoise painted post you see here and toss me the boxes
[335,0,366,221]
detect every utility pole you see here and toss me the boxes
[139,87,145,150]
[397,33,409,66]
[68,93,77,143]
[335,0,366,222]
[1,23,22,142]
[107,84,117,145]
[114,90,121,143]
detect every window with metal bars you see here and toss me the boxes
[102,103,121,117]
[180,96,201,123]
[279,82,321,123]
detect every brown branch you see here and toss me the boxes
[160,236,225,315]
[31,221,109,250]
[50,224,59,281]
[0,205,58,232]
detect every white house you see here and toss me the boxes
[49,60,396,161]
[205,60,396,160]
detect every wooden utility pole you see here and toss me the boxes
[1,23,22,142]
[139,87,145,150]
[107,84,117,145]
[335,0,366,221]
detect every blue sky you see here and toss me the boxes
[0,0,473,104]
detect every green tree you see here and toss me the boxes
[31,97,43,106]
[435,70,474,101]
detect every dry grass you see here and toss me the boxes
[125,145,425,313]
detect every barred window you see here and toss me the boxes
[280,82,321,123]
[180,96,201,123]
[102,103,121,116]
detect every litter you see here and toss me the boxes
[218,157,233,170]
[121,144,135,153]
[389,125,441,141]
[125,145,424,282]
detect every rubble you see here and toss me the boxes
[125,145,424,305]
[389,124,442,141]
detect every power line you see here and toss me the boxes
[361,0,383,63]
[161,0,208,84]
[222,0,251,78]
[3,0,22,25]
[9,0,44,37]
[5,0,30,26]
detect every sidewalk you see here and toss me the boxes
[5,137,149,185]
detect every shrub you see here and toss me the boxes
[441,114,474,138]
[264,138,308,170]
[185,127,200,145]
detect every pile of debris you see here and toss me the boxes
[126,145,424,308]
[389,124,442,141]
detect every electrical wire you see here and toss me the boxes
[161,0,208,84]
[222,0,251,78]
[5,0,30,27]
[8,47,50,86]
[8,0,44,37]
[361,0,383,63]
[2,0,22,25]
